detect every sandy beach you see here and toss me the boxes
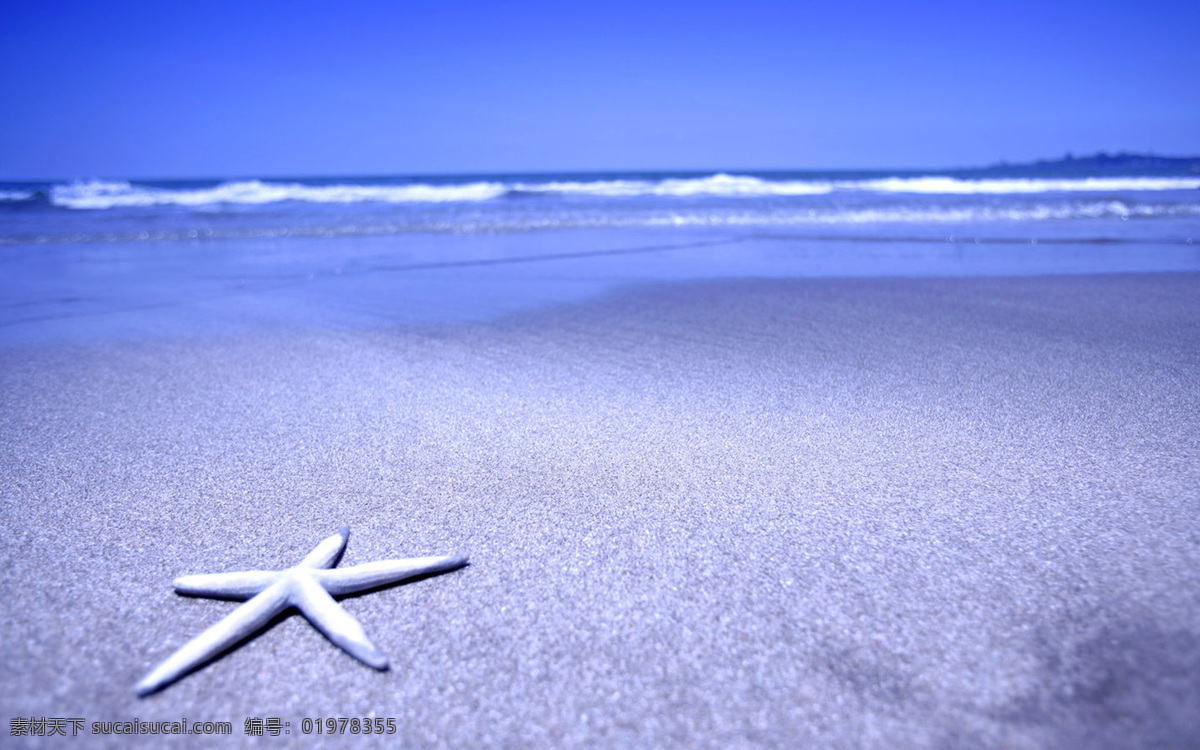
[2,268,1198,747]
[5,0,1199,744]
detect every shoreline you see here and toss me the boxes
[4,226,1200,350]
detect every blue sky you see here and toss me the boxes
[1,0,1196,178]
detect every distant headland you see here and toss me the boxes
[978,151,1200,174]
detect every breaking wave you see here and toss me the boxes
[510,174,834,197]
[845,176,1200,194]
[44,173,1200,210]
[49,179,509,209]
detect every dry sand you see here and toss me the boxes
[2,273,1199,747]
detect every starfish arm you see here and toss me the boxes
[300,526,350,569]
[136,580,291,696]
[291,574,389,669]
[312,555,469,596]
[173,570,282,599]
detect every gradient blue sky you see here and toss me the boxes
[1,0,1196,178]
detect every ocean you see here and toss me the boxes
[2,166,1199,343]
[4,168,1200,243]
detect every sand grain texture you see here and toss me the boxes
[2,274,1199,748]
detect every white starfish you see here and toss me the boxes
[137,526,467,696]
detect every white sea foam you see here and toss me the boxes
[43,173,1200,210]
[517,173,834,197]
[50,179,508,209]
[0,189,34,201]
[841,176,1200,194]
[9,200,1198,245]
[636,201,1200,227]
[520,174,1200,197]
[49,174,836,209]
